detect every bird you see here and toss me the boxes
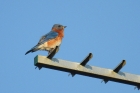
[25,24,66,55]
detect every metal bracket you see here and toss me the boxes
[102,60,126,83]
[69,53,93,77]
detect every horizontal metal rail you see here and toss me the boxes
[34,55,140,90]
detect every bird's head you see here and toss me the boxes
[52,24,67,32]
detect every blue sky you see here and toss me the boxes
[0,0,140,92]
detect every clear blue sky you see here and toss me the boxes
[1,0,140,92]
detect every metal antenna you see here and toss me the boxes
[34,53,140,90]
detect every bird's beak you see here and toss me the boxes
[64,26,67,28]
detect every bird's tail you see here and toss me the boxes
[25,46,39,55]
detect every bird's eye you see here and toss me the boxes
[58,25,61,27]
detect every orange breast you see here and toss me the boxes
[52,28,64,37]
[47,36,62,48]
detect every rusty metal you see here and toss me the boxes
[34,55,140,90]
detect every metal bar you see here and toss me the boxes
[80,53,93,66]
[113,60,126,73]
[34,55,140,89]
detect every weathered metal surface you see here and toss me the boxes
[70,53,93,77]
[34,55,140,89]
[35,46,59,70]
[102,60,126,83]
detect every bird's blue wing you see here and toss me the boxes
[37,31,58,45]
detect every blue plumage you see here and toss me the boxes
[25,24,66,55]
[25,31,58,55]
[38,31,58,45]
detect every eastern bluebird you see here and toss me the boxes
[25,24,66,55]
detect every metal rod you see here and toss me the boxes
[80,53,93,66]
[113,60,126,73]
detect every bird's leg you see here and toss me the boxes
[47,46,59,59]
[48,46,59,55]
[56,46,59,53]
[48,49,54,55]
